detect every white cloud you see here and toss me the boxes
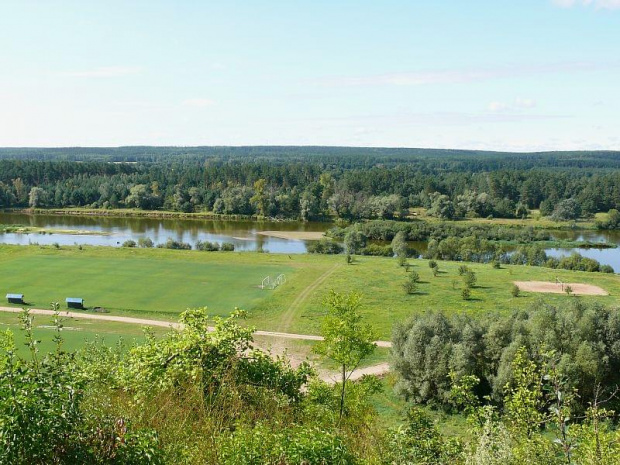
[515,98,536,108]
[488,98,536,112]
[182,98,215,107]
[488,101,509,112]
[317,61,614,87]
[552,0,620,9]
[58,66,143,78]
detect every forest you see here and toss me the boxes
[1,148,620,221]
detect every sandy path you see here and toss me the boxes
[0,306,391,385]
[278,263,342,332]
[257,231,325,241]
[0,306,391,348]
[318,363,391,384]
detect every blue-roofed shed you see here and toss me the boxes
[6,294,24,304]
[66,297,84,309]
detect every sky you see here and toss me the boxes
[0,0,618,151]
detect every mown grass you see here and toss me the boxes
[0,244,295,318]
[1,244,619,341]
[0,311,167,354]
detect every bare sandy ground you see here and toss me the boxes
[513,281,609,296]
[257,231,325,240]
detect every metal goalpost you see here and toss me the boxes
[260,274,286,290]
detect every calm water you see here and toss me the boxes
[0,212,331,254]
[2,213,620,269]
[546,230,620,272]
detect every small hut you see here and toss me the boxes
[66,297,85,310]
[6,293,24,304]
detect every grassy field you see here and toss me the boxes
[0,311,168,355]
[1,244,620,341]
[0,245,296,318]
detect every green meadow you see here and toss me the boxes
[1,244,620,341]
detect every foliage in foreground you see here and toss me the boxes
[0,303,382,464]
[4,296,620,464]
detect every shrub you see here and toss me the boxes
[429,260,438,269]
[195,240,220,251]
[122,240,137,248]
[138,237,154,248]
[458,265,470,275]
[157,239,192,250]
[361,243,393,256]
[511,284,520,298]
[403,281,418,295]
[461,287,471,300]
[307,239,344,254]
[221,242,235,251]
[601,264,614,273]
[463,271,477,288]
[218,424,354,465]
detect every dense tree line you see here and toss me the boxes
[2,149,620,221]
[392,300,620,412]
[329,220,555,242]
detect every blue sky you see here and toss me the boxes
[0,0,618,150]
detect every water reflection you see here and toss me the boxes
[0,212,331,254]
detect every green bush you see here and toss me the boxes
[218,423,354,465]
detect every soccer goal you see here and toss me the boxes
[260,274,286,290]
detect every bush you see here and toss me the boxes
[463,271,477,288]
[218,424,354,465]
[307,239,344,254]
[221,242,235,251]
[195,240,220,251]
[361,243,394,256]
[511,284,520,297]
[601,264,615,273]
[138,237,154,248]
[461,287,471,300]
[458,265,471,275]
[403,281,419,295]
[157,239,192,250]
[429,260,438,269]
[122,240,137,248]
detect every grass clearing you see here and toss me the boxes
[1,244,619,341]
[0,311,167,355]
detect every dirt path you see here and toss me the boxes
[319,363,391,384]
[279,264,341,332]
[0,306,391,385]
[278,263,342,333]
[0,306,391,348]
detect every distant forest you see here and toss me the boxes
[1,146,620,221]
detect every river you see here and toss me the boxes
[1,213,620,270]
[0,212,330,254]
